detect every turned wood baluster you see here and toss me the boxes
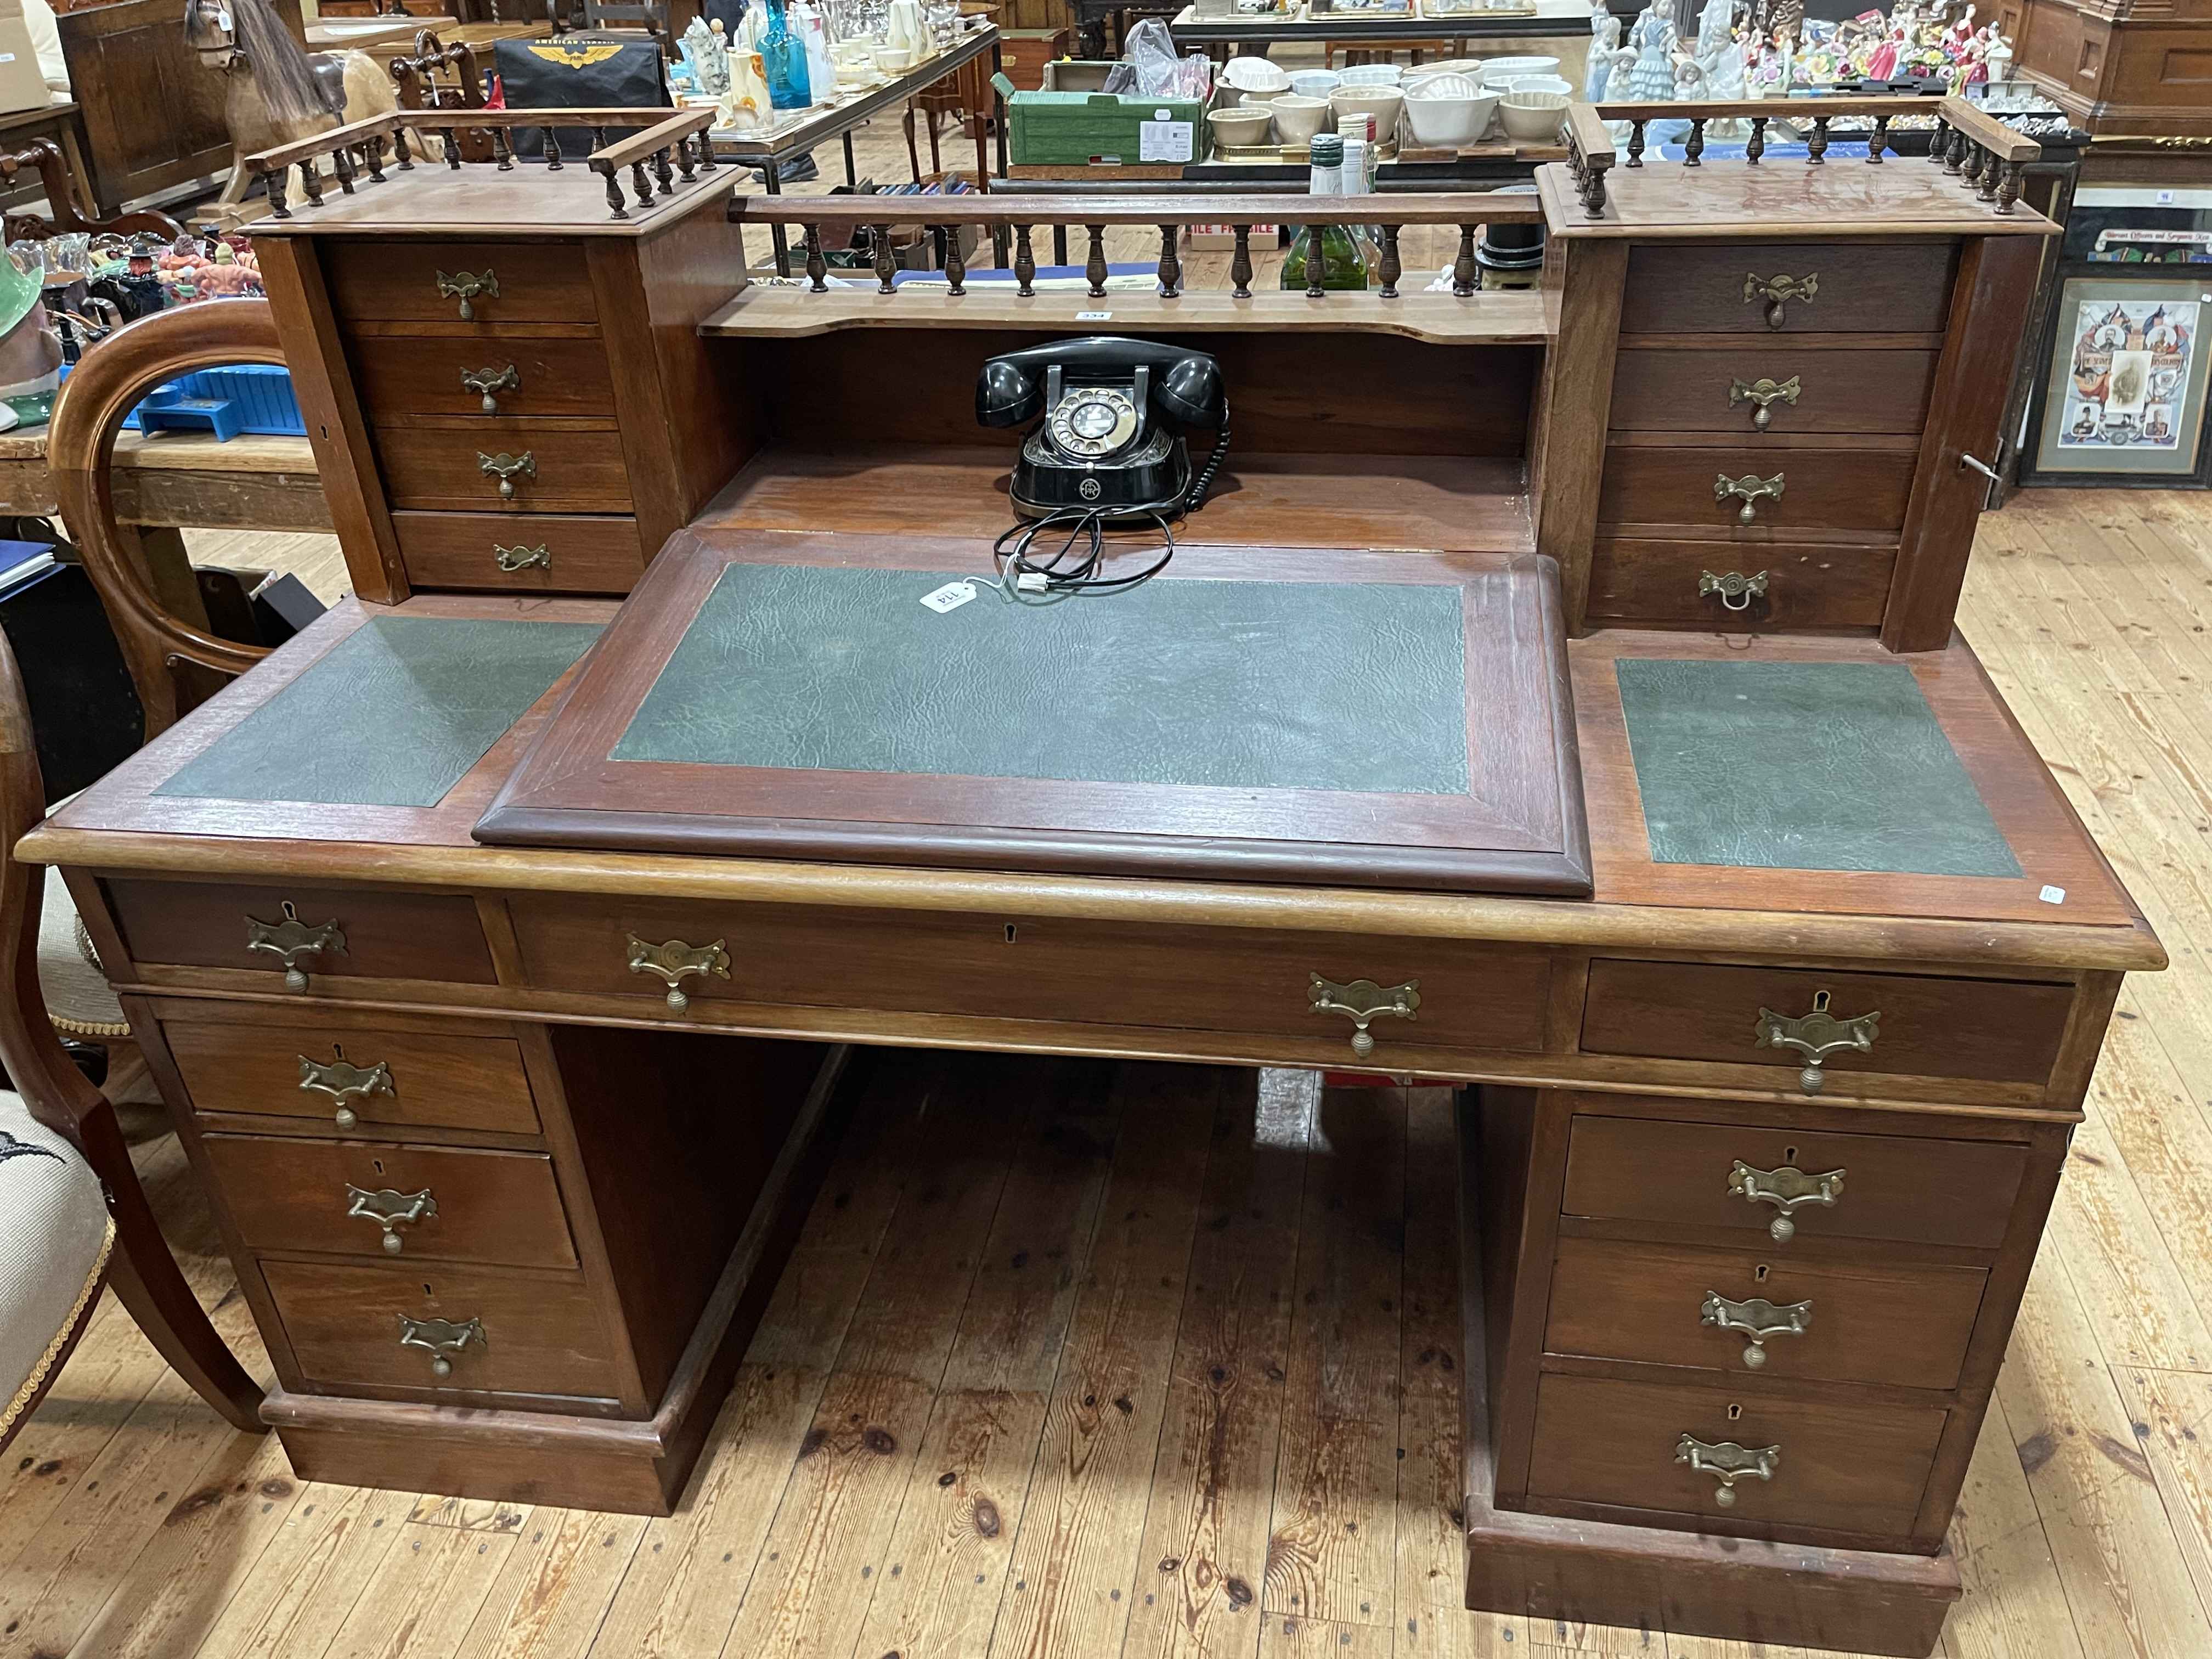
[695,132,715,171]
[602,165,627,218]
[1808,115,1829,165]
[264,167,289,218]
[1453,224,1477,296]
[1085,225,1108,297]
[1943,127,1966,174]
[1996,159,2023,215]
[1230,225,1253,298]
[1683,117,1705,168]
[1379,224,1401,299]
[1158,226,1181,297]
[630,159,652,206]
[675,137,696,181]
[1304,222,1324,297]
[1976,148,2000,202]
[654,147,674,194]
[393,126,414,168]
[1745,116,1767,163]
[1867,114,1889,163]
[298,158,324,206]
[443,127,461,168]
[874,223,896,293]
[594,126,610,160]
[944,232,966,295]
[804,225,827,292]
[1014,225,1036,295]
[1929,116,1951,163]
[1960,142,1984,193]
[331,144,356,194]
[544,130,562,170]
[490,126,513,171]
[1626,119,1646,168]
[363,137,386,183]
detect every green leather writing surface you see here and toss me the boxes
[158,616,601,808]
[1617,658,2022,877]
[611,564,1472,795]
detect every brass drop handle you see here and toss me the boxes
[1675,1434,1780,1507]
[1701,1291,1812,1368]
[1699,569,1768,612]
[1308,973,1420,1059]
[460,363,520,414]
[494,544,552,572]
[298,1045,394,1131]
[436,268,498,320]
[1729,375,1801,430]
[397,1313,483,1379]
[1743,272,1816,330]
[346,1183,438,1253]
[478,451,536,500]
[1754,989,1880,1093]
[625,933,732,1011]
[245,900,347,991]
[1714,471,1785,524]
[1728,1161,1846,1243]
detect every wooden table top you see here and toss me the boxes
[0,428,327,529]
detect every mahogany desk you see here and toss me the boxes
[17,99,2165,1658]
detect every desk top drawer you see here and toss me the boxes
[1599,442,1917,536]
[507,896,1552,1063]
[1527,1372,1945,1544]
[204,1133,576,1268]
[392,511,646,595]
[105,879,496,987]
[1562,1110,2029,1250]
[352,335,617,421]
[163,1018,540,1137]
[1585,538,1895,631]
[325,239,597,325]
[1610,347,1940,437]
[1545,1235,1987,1391]
[1620,242,1956,335]
[262,1259,620,1401]
[1581,959,2075,1087]
[375,422,633,514]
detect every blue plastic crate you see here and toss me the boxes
[59,362,307,441]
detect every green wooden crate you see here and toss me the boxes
[996,78,1207,167]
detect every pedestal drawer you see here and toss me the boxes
[507,895,1552,1063]
[1620,242,1956,335]
[1610,347,1940,436]
[1561,1110,2028,1250]
[1585,538,1895,629]
[165,1018,540,1136]
[262,1259,620,1400]
[352,335,617,420]
[1581,959,2075,1087]
[1545,1235,1987,1390]
[1599,443,1917,535]
[204,1134,575,1268]
[375,422,633,513]
[392,510,646,594]
[1527,1372,1946,1543]
[105,878,496,986]
[326,239,596,325]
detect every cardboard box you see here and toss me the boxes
[0,19,47,117]
[1002,87,1207,167]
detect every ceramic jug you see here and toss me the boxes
[887,0,927,66]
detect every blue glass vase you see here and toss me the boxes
[761,0,812,111]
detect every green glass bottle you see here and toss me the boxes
[1280,133,1368,294]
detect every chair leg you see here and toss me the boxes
[85,1105,265,1434]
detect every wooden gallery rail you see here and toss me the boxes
[727,194,1550,300]
[1560,94,2042,219]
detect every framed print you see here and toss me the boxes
[2029,276,2212,483]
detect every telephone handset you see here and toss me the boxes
[975,337,1229,520]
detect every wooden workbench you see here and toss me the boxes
[0,428,329,532]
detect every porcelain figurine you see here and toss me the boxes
[1626,4,1681,102]
[1587,10,1622,101]
[681,14,732,95]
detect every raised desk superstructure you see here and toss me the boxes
[18,101,2160,1658]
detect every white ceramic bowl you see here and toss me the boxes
[1288,68,1341,98]
[1267,92,1331,143]
[1478,54,1560,87]
[1499,73,1572,97]
[1221,56,1290,93]
[1207,105,1275,148]
[1330,84,1406,145]
[1404,71,1481,98]
[1497,88,1568,142]
[1403,84,1499,146]
[1338,63,1402,86]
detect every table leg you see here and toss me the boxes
[1053,224,1068,266]
[55,117,103,219]
[904,102,923,184]
[764,165,791,278]
[843,129,858,188]
[987,39,1008,267]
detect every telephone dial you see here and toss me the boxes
[975,337,1229,520]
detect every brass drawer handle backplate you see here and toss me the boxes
[1743,272,1817,329]
[298,1045,394,1131]
[461,363,520,414]
[435,268,498,320]
[1676,1434,1780,1506]
[1715,471,1785,524]
[626,933,732,1011]
[1729,374,1801,429]
[397,1313,484,1378]
[1729,1161,1846,1242]
[1701,1290,1813,1368]
[1754,989,1880,1093]
[478,451,536,500]
[494,543,551,572]
[245,900,346,991]
[1308,974,1420,1059]
[1699,569,1768,612]
[346,1184,438,1253]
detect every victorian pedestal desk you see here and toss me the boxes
[23,101,2166,1657]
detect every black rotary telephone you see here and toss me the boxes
[975,337,1229,520]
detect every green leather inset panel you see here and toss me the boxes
[157,616,601,808]
[612,563,1472,795]
[1617,658,2023,877]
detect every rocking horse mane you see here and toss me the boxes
[187,0,345,125]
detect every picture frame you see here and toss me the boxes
[2024,274,2212,487]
